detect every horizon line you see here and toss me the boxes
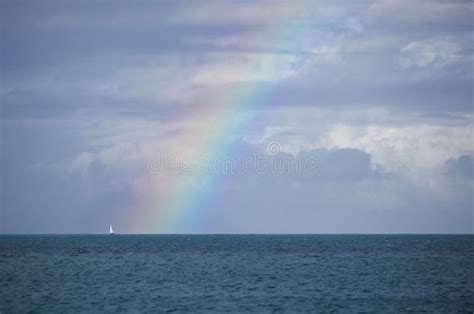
[1,233,473,236]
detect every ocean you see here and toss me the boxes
[1,235,472,312]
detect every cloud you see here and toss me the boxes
[368,0,473,25]
[165,1,305,26]
[295,148,379,181]
[169,143,471,234]
[444,155,474,179]
[37,13,82,29]
[1,0,473,233]
[399,39,461,69]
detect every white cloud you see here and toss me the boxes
[254,106,473,179]
[399,39,462,69]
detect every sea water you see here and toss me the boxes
[1,235,473,312]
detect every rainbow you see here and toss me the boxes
[132,3,314,233]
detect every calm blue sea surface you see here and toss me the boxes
[1,235,473,312]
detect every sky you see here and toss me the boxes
[1,0,473,234]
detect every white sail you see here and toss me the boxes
[109,225,114,235]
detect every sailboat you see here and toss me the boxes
[109,225,114,235]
